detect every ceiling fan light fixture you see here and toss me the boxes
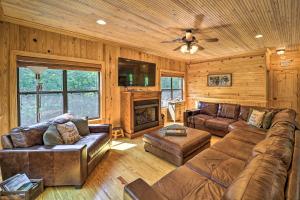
[255,34,263,39]
[180,44,189,53]
[96,19,107,25]
[190,45,199,54]
[276,48,285,55]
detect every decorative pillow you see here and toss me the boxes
[262,111,275,129]
[43,125,64,145]
[247,109,265,128]
[57,122,81,144]
[71,118,90,136]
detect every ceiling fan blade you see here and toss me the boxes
[161,38,182,43]
[194,14,205,29]
[173,45,183,51]
[197,45,205,50]
[204,38,219,42]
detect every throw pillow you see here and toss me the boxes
[57,122,81,144]
[247,109,265,128]
[71,118,90,136]
[43,125,64,145]
[262,111,275,129]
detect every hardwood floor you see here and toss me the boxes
[37,134,221,200]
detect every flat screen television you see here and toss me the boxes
[118,57,156,87]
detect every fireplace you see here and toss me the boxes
[134,99,159,132]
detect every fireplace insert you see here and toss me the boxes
[134,99,159,132]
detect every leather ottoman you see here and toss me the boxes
[143,127,211,166]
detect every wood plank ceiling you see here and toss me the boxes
[1,0,299,61]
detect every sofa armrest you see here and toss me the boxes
[183,109,201,126]
[124,178,165,200]
[0,145,88,187]
[89,124,112,134]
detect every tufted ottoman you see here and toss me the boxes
[143,127,211,166]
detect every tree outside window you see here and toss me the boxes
[18,67,100,126]
[161,77,183,107]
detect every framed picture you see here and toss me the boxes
[207,74,232,87]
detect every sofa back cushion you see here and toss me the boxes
[222,154,287,200]
[197,102,219,116]
[238,106,251,121]
[252,136,293,169]
[217,103,240,119]
[271,109,296,127]
[10,126,45,148]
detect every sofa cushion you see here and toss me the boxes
[238,106,251,121]
[253,136,293,169]
[205,117,236,132]
[43,125,64,145]
[211,137,254,161]
[271,109,296,127]
[266,123,295,143]
[10,127,45,148]
[152,166,225,200]
[57,122,81,144]
[186,148,246,188]
[198,102,219,116]
[71,118,90,136]
[228,120,267,135]
[222,154,287,200]
[193,114,214,125]
[217,103,240,119]
[225,128,266,145]
[48,113,74,125]
[75,133,110,161]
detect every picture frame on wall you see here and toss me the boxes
[207,74,232,87]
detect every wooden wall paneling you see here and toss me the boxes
[187,54,268,109]
[0,21,186,137]
[104,44,121,126]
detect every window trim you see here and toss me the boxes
[160,76,184,108]
[17,67,101,125]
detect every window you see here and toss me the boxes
[161,77,183,107]
[18,67,100,126]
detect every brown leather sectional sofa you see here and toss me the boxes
[124,108,300,200]
[0,114,112,188]
[184,102,279,137]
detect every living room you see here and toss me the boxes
[0,0,299,200]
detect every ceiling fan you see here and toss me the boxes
[161,29,219,54]
[161,15,225,54]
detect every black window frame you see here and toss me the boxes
[17,67,101,126]
[161,76,184,108]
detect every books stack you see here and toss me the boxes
[0,174,35,192]
[164,124,187,136]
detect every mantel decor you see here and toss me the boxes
[207,74,232,87]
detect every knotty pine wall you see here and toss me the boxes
[0,21,186,137]
[186,54,268,109]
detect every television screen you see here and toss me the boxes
[118,57,156,86]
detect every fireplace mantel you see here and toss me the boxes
[120,90,163,138]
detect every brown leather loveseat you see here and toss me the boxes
[184,101,279,137]
[0,114,112,188]
[124,109,300,200]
